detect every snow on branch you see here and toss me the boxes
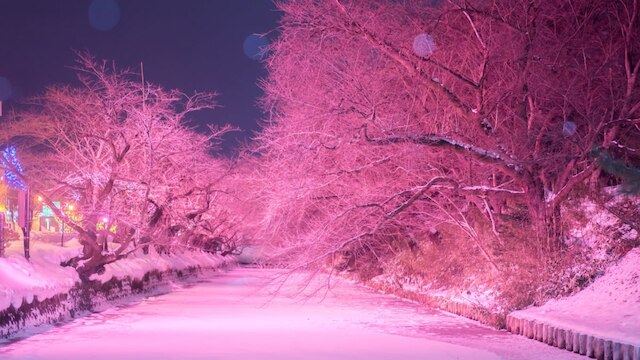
[361,125,521,174]
[446,184,525,195]
[384,177,458,219]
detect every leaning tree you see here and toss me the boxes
[250,0,640,276]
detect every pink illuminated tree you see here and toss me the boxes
[2,54,235,278]
[250,0,640,276]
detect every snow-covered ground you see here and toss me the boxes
[2,227,638,358]
[512,247,640,346]
[0,268,583,360]
[0,235,231,313]
[1,238,82,310]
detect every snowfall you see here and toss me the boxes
[0,232,638,359]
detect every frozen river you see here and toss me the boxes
[0,267,584,360]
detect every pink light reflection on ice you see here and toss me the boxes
[0,268,584,360]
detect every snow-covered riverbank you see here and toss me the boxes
[2,235,639,359]
[367,246,640,359]
[0,268,584,360]
[1,237,235,338]
[513,247,640,345]
[505,248,640,358]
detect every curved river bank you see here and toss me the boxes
[0,268,583,360]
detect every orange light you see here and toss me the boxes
[37,195,43,202]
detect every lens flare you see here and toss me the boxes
[413,33,436,58]
[563,120,577,137]
[0,77,13,101]
[243,34,269,61]
[88,0,121,31]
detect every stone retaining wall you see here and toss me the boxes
[367,281,505,328]
[0,264,230,339]
[505,315,640,360]
[369,281,639,360]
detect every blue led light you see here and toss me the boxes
[1,146,26,190]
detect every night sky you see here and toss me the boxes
[0,0,281,154]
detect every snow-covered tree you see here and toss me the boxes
[250,0,640,276]
[2,54,234,278]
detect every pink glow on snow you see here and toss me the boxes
[0,235,230,311]
[1,268,584,359]
[513,248,640,346]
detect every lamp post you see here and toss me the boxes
[0,175,5,257]
[0,213,5,257]
[17,186,31,260]
[2,145,28,259]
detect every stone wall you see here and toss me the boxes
[369,281,639,360]
[0,265,228,339]
[505,315,640,360]
[367,281,505,327]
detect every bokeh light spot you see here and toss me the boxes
[413,33,436,57]
[243,34,269,61]
[563,120,577,137]
[0,77,13,101]
[88,0,121,31]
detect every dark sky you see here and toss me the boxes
[0,0,280,155]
